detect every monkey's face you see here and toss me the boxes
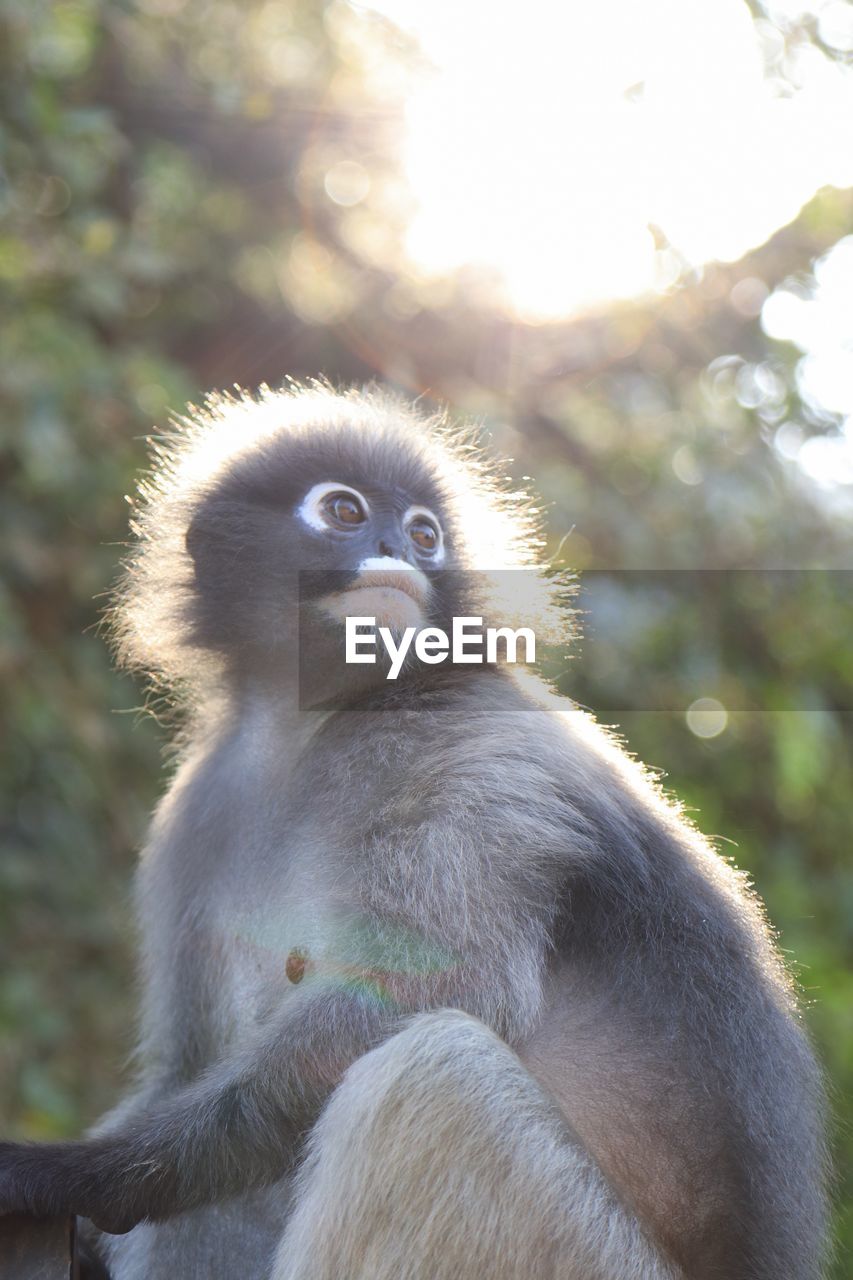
[181,423,478,692]
[294,474,486,699]
[117,387,561,696]
[295,480,446,636]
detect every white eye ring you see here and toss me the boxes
[298,482,370,532]
[403,505,445,563]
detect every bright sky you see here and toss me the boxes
[763,234,853,486]
[363,0,853,320]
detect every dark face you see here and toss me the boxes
[295,480,445,572]
[292,475,485,712]
[293,475,455,648]
[183,427,474,691]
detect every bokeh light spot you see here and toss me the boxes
[686,697,729,739]
[324,160,371,207]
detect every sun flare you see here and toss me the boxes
[364,0,853,319]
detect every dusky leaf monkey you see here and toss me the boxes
[0,384,828,1279]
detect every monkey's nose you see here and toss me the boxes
[378,538,403,560]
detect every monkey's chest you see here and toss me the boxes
[216,893,344,1033]
[207,823,371,1039]
[210,868,449,1041]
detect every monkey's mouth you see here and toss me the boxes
[345,568,430,608]
[319,568,430,632]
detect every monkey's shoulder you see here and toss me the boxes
[298,671,699,863]
[148,672,748,935]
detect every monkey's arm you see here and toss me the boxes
[0,953,531,1233]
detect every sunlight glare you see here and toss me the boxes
[764,236,853,487]
[363,0,853,319]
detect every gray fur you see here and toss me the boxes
[0,385,828,1279]
[273,1010,676,1280]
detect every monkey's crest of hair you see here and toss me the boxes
[109,381,566,703]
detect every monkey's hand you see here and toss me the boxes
[0,1138,157,1234]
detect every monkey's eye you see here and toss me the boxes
[322,491,367,529]
[407,515,441,556]
[298,483,370,533]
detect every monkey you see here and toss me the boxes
[0,383,828,1279]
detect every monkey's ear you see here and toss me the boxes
[184,503,245,596]
[185,512,202,566]
[184,509,215,584]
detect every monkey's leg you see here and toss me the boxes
[272,1010,678,1280]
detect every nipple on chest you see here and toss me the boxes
[285,947,310,985]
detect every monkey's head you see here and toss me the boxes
[112,382,566,706]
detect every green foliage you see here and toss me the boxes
[0,0,850,1268]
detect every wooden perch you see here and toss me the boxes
[0,1215,75,1279]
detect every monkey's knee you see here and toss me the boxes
[273,1011,673,1279]
[275,1012,571,1280]
[306,1008,533,1162]
[333,1008,514,1113]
